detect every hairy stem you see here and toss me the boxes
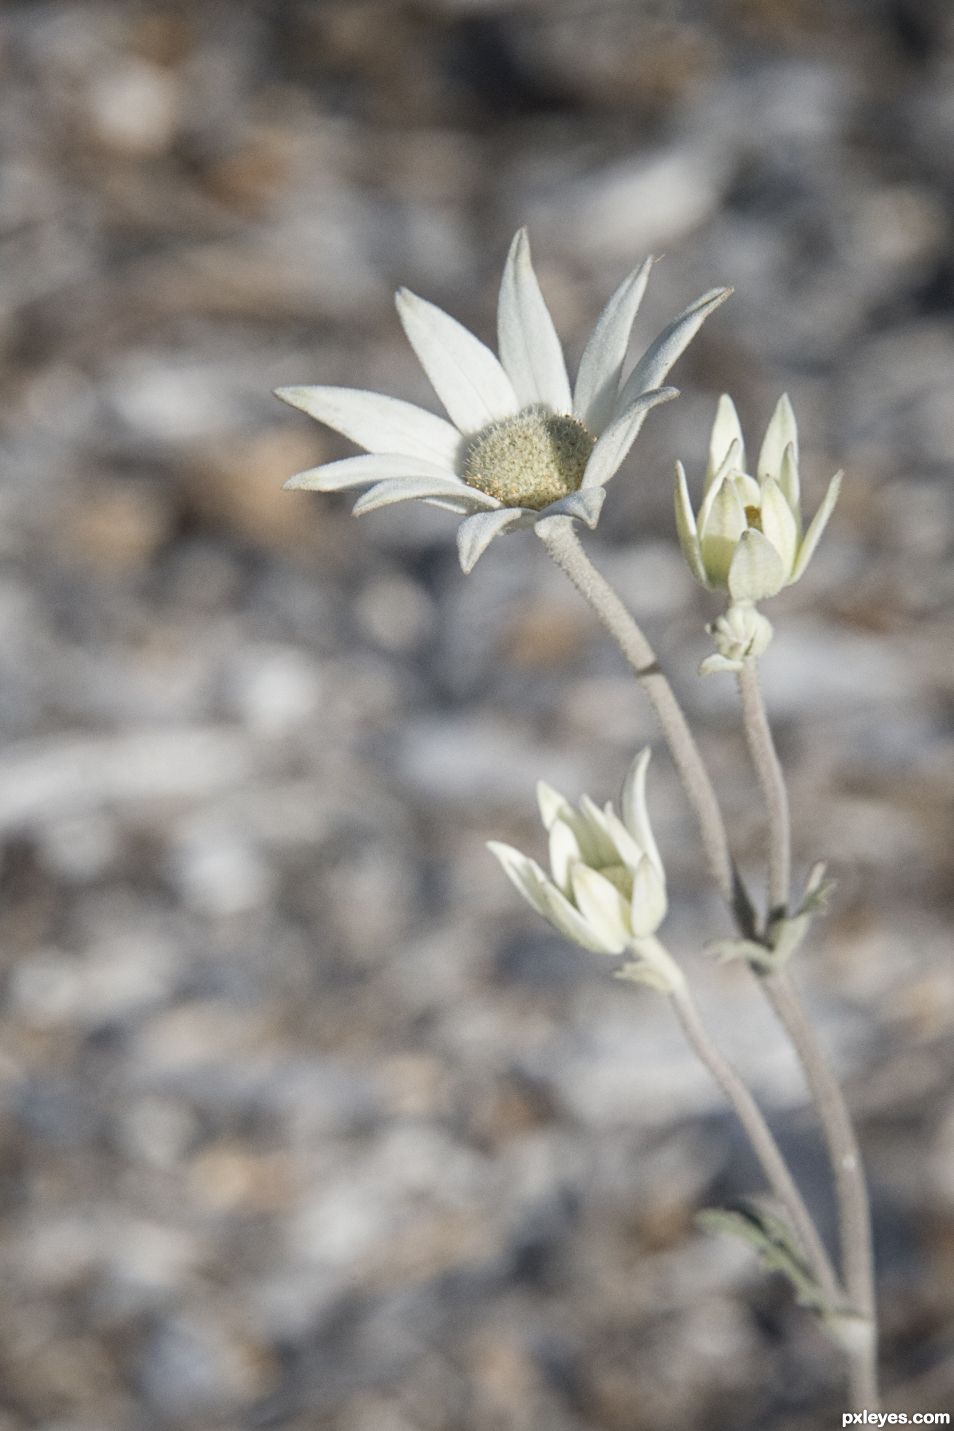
[737,660,791,918]
[670,981,842,1307]
[765,970,879,1405]
[537,517,753,932]
[737,657,877,1405]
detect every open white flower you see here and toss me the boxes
[277,230,731,572]
[675,393,842,604]
[488,749,682,991]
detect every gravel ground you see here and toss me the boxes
[1,2,953,1427]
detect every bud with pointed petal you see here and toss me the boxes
[675,394,842,601]
[488,750,680,990]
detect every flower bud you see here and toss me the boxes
[675,395,841,602]
[488,750,681,990]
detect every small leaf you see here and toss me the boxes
[697,1201,829,1314]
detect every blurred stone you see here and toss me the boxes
[228,644,324,737]
[184,427,336,551]
[354,573,435,652]
[85,58,179,156]
[53,478,172,573]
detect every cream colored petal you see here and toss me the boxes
[707,393,746,480]
[486,842,550,918]
[703,437,745,497]
[497,229,572,412]
[630,856,668,937]
[699,479,747,588]
[791,471,842,582]
[548,817,582,896]
[396,288,519,433]
[600,805,644,872]
[573,257,653,434]
[276,386,463,468]
[620,748,663,878]
[536,780,570,830]
[674,461,707,586]
[730,471,762,507]
[758,393,798,480]
[570,865,631,952]
[727,528,787,602]
[541,880,622,954]
[757,476,799,576]
[579,795,624,866]
[779,442,801,516]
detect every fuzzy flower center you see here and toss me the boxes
[463,407,595,511]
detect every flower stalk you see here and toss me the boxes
[536,514,756,936]
[737,657,878,1406]
[538,516,877,1407]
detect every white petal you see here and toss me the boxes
[276,385,462,468]
[758,393,798,480]
[707,394,746,480]
[537,780,569,830]
[779,442,801,516]
[573,257,653,433]
[757,476,799,576]
[621,748,663,878]
[630,856,668,937]
[352,476,500,515]
[674,461,707,585]
[699,651,744,676]
[614,287,732,412]
[730,471,762,507]
[536,487,606,528]
[580,386,678,490]
[703,437,745,497]
[396,288,519,434]
[791,471,842,582]
[570,866,630,952]
[497,229,572,412]
[578,795,623,866]
[456,507,526,573]
[487,842,550,918]
[727,529,787,602]
[698,479,747,588]
[284,454,462,492]
[548,818,582,896]
[541,881,621,954]
[600,805,644,872]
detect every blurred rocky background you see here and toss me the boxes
[1,0,953,1427]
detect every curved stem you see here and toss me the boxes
[537,517,754,934]
[737,659,791,918]
[670,982,842,1308]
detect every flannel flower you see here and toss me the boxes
[674,394,842,673]
[277,230,730,572]
[488,750,683,992]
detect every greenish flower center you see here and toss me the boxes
[596,862,631,895]
[463,407,595,511]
